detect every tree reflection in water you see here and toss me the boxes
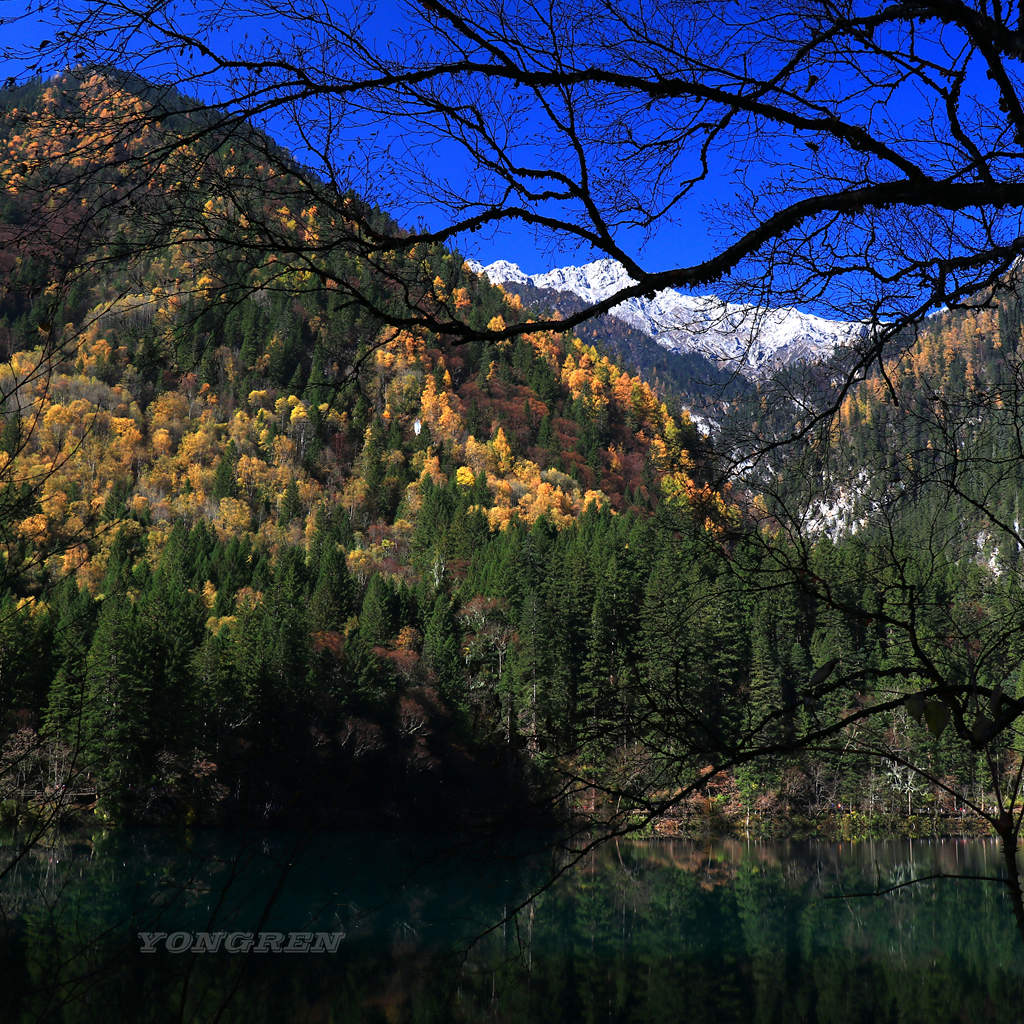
[0,832,1020,1022]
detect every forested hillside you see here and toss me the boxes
[488,275,748,413]
[0,71,1022,837]
[0,72,730,826]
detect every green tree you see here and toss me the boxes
[212,440,238,500]
[78,591,151,817]
[358,574,393,648]
[423,594,463,704]
[278,479,302,526]
[309,542,357,633]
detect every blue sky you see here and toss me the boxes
[1,0,1018,323]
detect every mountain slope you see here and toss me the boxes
[0,72,741,826]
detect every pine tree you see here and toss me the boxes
[507,585,569,752]
[359,574,392,647]
[212,440,239,500]
[101,479,131,522]
[278,479,302,526]
[537,413,553,451]
[423,594,463,703]
[79,591,151,817]
[135,555,207,757]
[44,580,98,748]
[637,538,745,765]
[287,362,305,396]
[0,595,50,718]
[309,543,357,632]
[580,550,642,756]
[263,546,312,692]
[342,631,394,705]
[0,414,21,456]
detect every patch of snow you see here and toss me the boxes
[801,470,871,540]
[687,411,719,437]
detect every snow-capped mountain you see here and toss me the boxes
[470,257,866,376]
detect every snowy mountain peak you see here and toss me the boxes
[472,257,865,376]
[532,259,635,303]
[468,258,530,286]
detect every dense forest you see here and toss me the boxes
[0,70,1022,838]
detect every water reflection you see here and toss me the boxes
[0,832,1019,1022]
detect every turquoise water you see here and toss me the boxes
[0,832,1020,1022]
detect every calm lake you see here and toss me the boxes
[0,831,1020,1022]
